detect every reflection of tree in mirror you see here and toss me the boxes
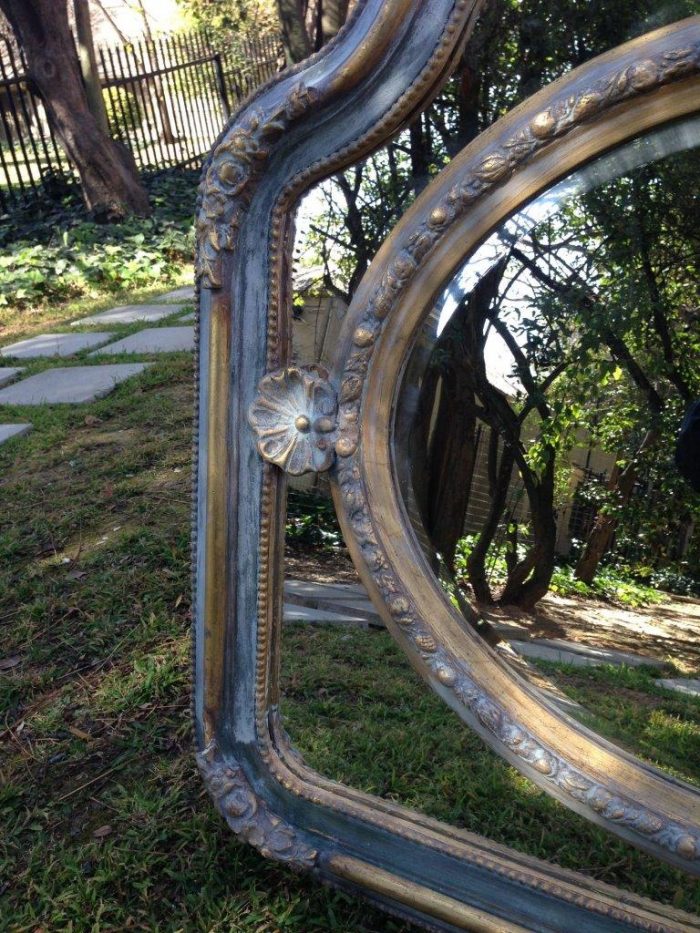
[414,144,699,611]
[294,0,700,614]
[298,0,700,304]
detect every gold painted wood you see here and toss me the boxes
[194,1,700,927]
[201,290,230,746]
[330,18,700,873]
[327,855,529,932]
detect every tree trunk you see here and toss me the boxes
[321,0,349,43]
[574,429,659,584]
[409,115,430,197]
[1,0,150,220]
[467,434,514,604]
[426,369,478,569]
[135,0,177,145]
[410,365,441,533]
[276,0,311,64]
[73,0,108,134]
[422,261,504,568]
[500,465,557,610]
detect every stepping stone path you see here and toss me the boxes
[0,367,23,387]
[284,579,382,627]
[71,303,188,327]
[0,423,31,444]
[91,326,194,356]
[655,677,700,697]
[0,364,150,405]
[157,286,195,302]
[0,332,114,359]
[0,287,199,423]
[508,637,665,670]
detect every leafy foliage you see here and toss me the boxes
[454,535,667,607]
[0,170,196,312]
[549,563,666,608]
[286,488,342,549]
[178,0,279,55]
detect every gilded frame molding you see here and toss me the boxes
[332,17,700,873]
[194,4,700,928]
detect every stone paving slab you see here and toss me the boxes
[0,367,23,387]
[72,304,187,326]
[1,332,114,359]
[283,604,372,627]
[283,580,382,625]
[0,423,31,444]
[155,286,195,302]
[90,326,194,356]
[510,638,665,669]
[285,594,381,624]
[285,580,369,598]
[655,677,700,697]
[0,364,150,405]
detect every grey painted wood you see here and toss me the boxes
[193,3,695,928]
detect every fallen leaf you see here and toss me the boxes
[68,725,92,741]
[0,655,21,671]
[93,824,112,839]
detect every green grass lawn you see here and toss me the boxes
[1,355,699,929]
[0,169,196,345]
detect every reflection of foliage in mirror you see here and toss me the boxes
[298,0,700,304]
[410,144,700,612]
[523,147,699,588]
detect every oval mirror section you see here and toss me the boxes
[397,114,700,786]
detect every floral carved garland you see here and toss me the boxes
[333,40,700,866]
[197,741,318,868]
[195,82,319,289]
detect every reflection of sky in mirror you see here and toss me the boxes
[434,114,700,385]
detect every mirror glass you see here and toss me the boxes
[396,115,700,786]
[275,118,700,912]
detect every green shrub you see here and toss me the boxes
[286,489,342,550]
[0,169,197,312]
[453,534,667,607]
[549,563,666,608]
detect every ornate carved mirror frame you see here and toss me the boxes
[194,4,700,929]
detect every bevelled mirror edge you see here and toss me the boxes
[193,2,700,929]
[330,15,700,878]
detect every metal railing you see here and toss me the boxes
[0,30,279,211]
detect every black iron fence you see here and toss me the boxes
[0,30,279,211]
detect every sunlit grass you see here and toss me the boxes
[1,355,698,928]
[281,624,700,913]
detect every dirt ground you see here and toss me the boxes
[285,546,362,584]
[287,546,700,674]
[480,593,700,674]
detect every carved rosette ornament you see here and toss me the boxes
[248,366,338,475]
